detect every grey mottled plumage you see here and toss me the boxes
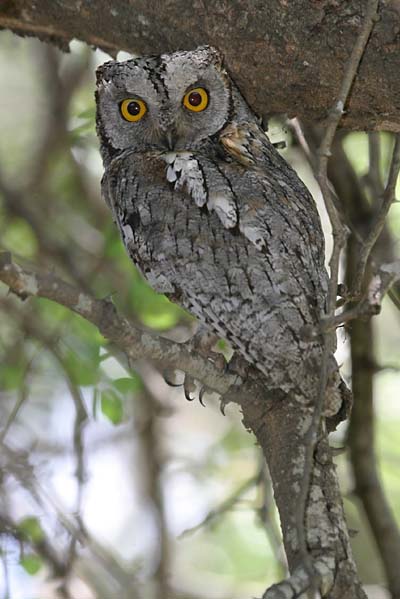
[95,46,340,405]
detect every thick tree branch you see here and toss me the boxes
[1,1,400,131]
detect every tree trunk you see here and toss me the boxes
[242,385,366,598]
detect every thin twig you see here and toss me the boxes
[0,511,70,593]
[0,297,89,589]
[320,260,400,330]
[0,168,93,293]
[179,470,262,538]
[1,443,141,596]
[257,459,287,576]
[322,302,379,330]
[63,376,88,586]
[132,368,170,599]
[353,134,400,295]
[28,45,73,190]
[0,356,34,444]
[296,0,380,586]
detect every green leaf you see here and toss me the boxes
[69,121,95,139]
[216,338,228,351]
[113,374,143,395]
[101,390,123,425]
[20,554,43,576]
[69,316,105,349]
[128,277,190,330]
[215,338,231,361]
[0,363,25,390]
[18,516,44,543]
[77,107,96,120]
[2,217,38,258]
[103,224,126,259]
[63,350,100,387]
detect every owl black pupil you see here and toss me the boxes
[188,92,202,106]
[127,101,141,115]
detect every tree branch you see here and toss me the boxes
[0,251,242,399]
[319,121,400,597]
[346,253,400,599]
[1,1,400,130]
[297,0,379,589]
[320,261,400,331]
[353,134,400,296]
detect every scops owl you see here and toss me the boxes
[95,46,334,402]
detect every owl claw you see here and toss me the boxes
[184,375,196,401]
[163,370,182,387]
[199,386,207,407]
[185,390,195,401]
[219,396,228,416]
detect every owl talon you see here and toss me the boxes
[199,386,207,407]
[163,370,182,388]
[184,375,196,401]
[219,396,229,416]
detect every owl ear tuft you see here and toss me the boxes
[205,46,225,68]
[193,45,225,70]
[95,61,117,87]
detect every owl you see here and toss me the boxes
[95,46,337,405]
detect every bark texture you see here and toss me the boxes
[242,391,366,599]
[1,0,400,131]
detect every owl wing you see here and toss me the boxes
[215,121,328,308]
[219,121,324,249]
[219,121,290,169]
[182,144,329,387]
[101,145,328,390]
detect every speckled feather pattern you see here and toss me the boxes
[96,46,334,400]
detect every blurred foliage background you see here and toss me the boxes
[0,33,399,599]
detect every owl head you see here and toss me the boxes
[96,45,254,163]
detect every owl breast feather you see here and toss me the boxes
[104,148,328,392]
[161,151,239,230]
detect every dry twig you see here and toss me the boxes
[179,470,262,538]
[353,134,400,295]
[296,0,380,587]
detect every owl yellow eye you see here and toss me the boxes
[120,98,147,122]
[183,87,209,112]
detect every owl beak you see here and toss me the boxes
[163,130,177,151]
